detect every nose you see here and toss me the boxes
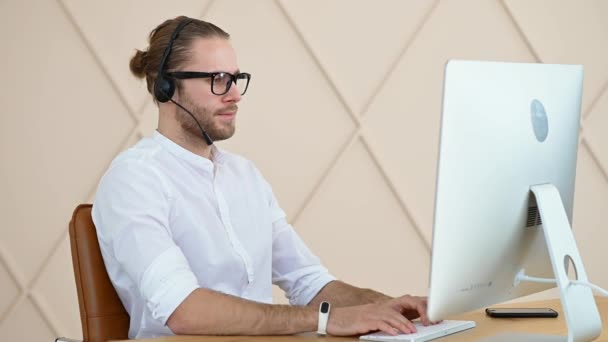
[223,80,242,103]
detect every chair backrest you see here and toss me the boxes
[69,204,130,342]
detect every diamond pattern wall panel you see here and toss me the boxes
[0,0,134,284]
[279,0,436,115]
[503,0,608,116]
[296,139,429,296]
[205,0,356,218]
[0,298,54,341]
[0,260,18,321]
[583,89,608,174]
[363,0,537,244]
[60,0,212,115]
[0,0,607,339]
[138,99,159,138]
[30,234,81,339]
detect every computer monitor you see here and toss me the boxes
[427,60,601,340]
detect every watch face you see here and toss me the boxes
[320,302,330,313]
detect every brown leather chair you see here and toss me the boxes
[56,204,130,342]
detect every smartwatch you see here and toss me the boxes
[317,301,331,335]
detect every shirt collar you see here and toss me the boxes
[152,130,227,171]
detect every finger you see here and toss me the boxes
[415,297,442,325]
[376,322,398,336]
[392,295,416,312]
[416,301,431,326]
[384,310,417,334]
[384,315,411,334]
[404,318,417,333]
[400,294,414,305]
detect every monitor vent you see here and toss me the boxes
[526,204,543,227]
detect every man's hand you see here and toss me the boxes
[327,303,416,336]
[386,295,431,323]
[326,295,436,337]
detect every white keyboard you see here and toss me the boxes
[360,320,475,342]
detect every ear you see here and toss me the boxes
[172,81,184,102]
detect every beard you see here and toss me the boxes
[174,96,237,143]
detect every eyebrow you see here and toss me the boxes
[207,69,240,75]
[176,69,242,75]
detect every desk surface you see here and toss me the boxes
[121,297,608,342]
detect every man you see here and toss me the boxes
[93,16,433,339]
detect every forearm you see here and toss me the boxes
[168,288,318,335]
[309,280,392,307]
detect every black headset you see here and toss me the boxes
[154,19,194,103]
[152,18,213,145]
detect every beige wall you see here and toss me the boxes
[1,0,607,340]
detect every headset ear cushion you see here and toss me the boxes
[154,75,175,103]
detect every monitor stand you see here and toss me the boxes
[479,184,602,342]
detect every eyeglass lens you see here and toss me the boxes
[212,73,250,95]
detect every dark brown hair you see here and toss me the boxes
[129,16,230,97]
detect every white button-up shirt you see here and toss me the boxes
[92,131,335,339]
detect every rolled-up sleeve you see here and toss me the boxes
[259,171,335,305]
[140,246,199,323]
[271,218,336,305]
[93,160,199,325]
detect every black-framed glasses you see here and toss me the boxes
[166,71,251,96]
